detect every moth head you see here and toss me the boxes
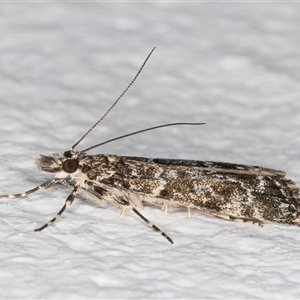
[35,150,80,175]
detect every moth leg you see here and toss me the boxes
[161,202,168,215]
[132,207,174,244]
[216,214,264,227]
[0,178,68,199]
[115,196,173,244]
[120,207,126,217]
[187,206,191,218]
[34,185,79,232]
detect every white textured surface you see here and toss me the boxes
[1,3,300,299]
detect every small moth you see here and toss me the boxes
[1,48,299,244]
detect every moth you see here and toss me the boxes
[1,48,299,244]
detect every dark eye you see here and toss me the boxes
[62,159,79,173]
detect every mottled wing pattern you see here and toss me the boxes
[84,155,300,225]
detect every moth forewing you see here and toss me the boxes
[88,155,300,226]
[1,47,299,244]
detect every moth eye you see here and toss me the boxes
[62,159,79,173]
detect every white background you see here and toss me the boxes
[0,2,300,299]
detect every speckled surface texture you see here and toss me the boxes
[0,2,300,299]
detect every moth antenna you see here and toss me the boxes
[71,47,156,150]
[80,122,205,153]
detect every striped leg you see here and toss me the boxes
[115,196,174,244]
[0,178,67,199]
[34,185,79,232]
[132,207,174,244]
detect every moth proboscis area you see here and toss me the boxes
[1,47,299,245]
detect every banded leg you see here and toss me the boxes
[132,207,174,244]
[34,185,79,232]
[0,178,68,199]
[115,197,174,244]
